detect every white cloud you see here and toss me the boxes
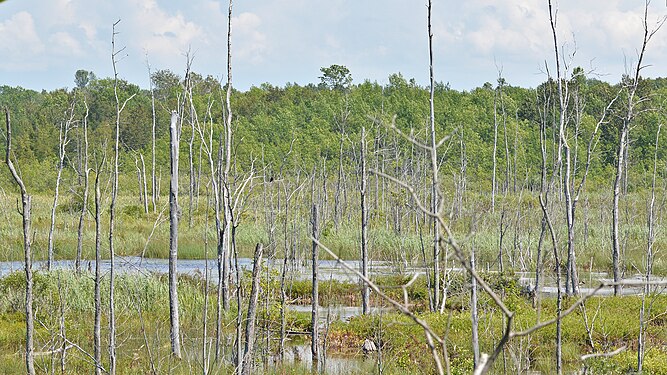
[0,12,45,70]
[127,0,204,59]
[232,12,268,64]
[48,31,83,56]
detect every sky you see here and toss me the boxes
[1,0,666,92]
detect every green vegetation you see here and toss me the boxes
[1,270,667,374]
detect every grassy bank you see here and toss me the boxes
[1,270,666,373]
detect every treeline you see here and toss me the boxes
[1,68,666,193]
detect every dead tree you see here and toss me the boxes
[168,110,182,358]
[221,0,235,312]
[360,127,370,314]
[48,102,76,270]
[93,157,104,375]
[242,243,263,375]
[638,123,661,372]
[109,20,136,374]
[5,108,36,375]
[612,1,663,295]
[146,55,158,211]
[75,99,90,274]
[311,203,320,371]
[141,153,149,214]
[427,0,442,311]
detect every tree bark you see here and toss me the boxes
[242,243,263,375]
[48,105,74,270]
[427,0,441,312]
[360,127,370,314]
[311,204,320,371]
[76,101,90,274]
[169,110,182,358]
[94,162,103,375]
[5,108,36,375]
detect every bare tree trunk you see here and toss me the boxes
[613,1,660,295]
[48,105,74,270]
[93,161,103,375]
[540,196,562,375]
[491,78,499,212]
[471,241,480,368]
[189,96,196,228]
[638,124,661,372]
[233,225,243,375]
[547,0,579,296]
[76,101,90,274]
[202,189,211,375]
[141,153,149,214]
[427,0,441,312]
[311,204,320,371]
[109,20,136,374]
[169,110,182,358]
[242,244,263,375]
[5,108,36,375]
[221,0,234,312]
[146,55,158,212]
[360,127,370,314]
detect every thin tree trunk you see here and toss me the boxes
[311,204,320,371]
[427,0,441,312]
[169,110,182,358]
[638,124,661,372]
[48,107,73,271]
[221,0,234,312]
[76,101,90,274]
[141,153,149,214]
[242,244,263,375]
[94,163,103,375]
[360,127,370,314]
[612,0,656,295]
[471,241,479,368]
[147,55,158,212]
[5,108,36,375]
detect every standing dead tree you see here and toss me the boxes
[93,154,105,375]
[612,0,664,295]
[360,127,370,314]
[5,108,36,375]
[427,0,442,312]
[109,20,136,374]
[48,101,76,271]
[638,123,662,372]
[146,55,158,211]
[168,110,182,358]
[242,243,263,375]
[311,203,320,372]
[75,98,90,274]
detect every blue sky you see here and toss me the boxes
[1,0,666,92]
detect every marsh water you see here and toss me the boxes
[1,256,659,299]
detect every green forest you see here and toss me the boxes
[3,1,667,374]
[2,68,667,194]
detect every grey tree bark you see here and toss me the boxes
[93,159,103,375]
[146,55,158,211]
[612,2,660,295]
[311,203,320,371]
[360,127,370,314]
[5,108,36,375]
[169,110,182,358]
[427,0,441,312]
[221,0,235,313]
[75,100,90,274]
[109,20,136,374]
[242,243,263,375]
[48,103,75,270]
[638,123,661,372]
